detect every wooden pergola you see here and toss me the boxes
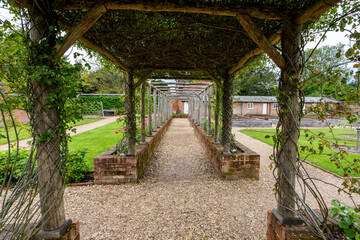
[11,0,342,237]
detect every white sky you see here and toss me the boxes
[0,7,354,69]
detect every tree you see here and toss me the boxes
[81,67,125,94]
[302,44,355,99]
[233,54,278,96]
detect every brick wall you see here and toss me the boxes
[93,117,172,184]
[267,210,340,240]
[189,117,260,179]
[172,100,184,114]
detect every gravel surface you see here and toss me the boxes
[64,119,359,239]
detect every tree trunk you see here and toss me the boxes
[277,19,302,218]
[125,72,136,155]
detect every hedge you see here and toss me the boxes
[78,95,125,110]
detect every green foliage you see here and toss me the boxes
[234,54,278,96]
[78,95,125,112]
[81,67,125,94]
[331,200,360,239]
[302,44,355,100]
[65,149,90,184]
[0,150,31,184]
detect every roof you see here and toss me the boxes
[233,96,339,103]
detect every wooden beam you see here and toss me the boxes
[204,71,224,90]
[55,5,106,58]
[133,70,154,90]
[48,0,284,20]
[237,14,285,69]
[78,36,132,72]
[295,0,341,24]
[148,76,210,80]
[228,29,281,74]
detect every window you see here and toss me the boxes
[273,103,278,109]
[247,103,253,109]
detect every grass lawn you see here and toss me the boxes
[68,121,124,170]
[240,128,360,177]
[0,118,104,145]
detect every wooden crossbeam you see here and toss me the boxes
[148,76,210,80]
[228,29,281,74]
[55,5,106,58]
[295,0,342,24]
[78,36,132,72]
[49,0,284,20]
[204,71,224,90]
[237,14,285,69]
[133,70,154,90]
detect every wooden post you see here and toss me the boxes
[148,85,153,136]
[276,19,302,219]
[214,86,220,143]
[157,91,160,128]
[140,82,146,144]
[153,90,157,131]
[222,73,234,154]
[203,90,207,131]
[207,88,212,136]
[200,93,203,127]
[125,72,136,155]
[29,8,66,233]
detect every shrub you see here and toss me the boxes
[65,149,90,183]
[0,149,90,185]
[0,150,31,184]
[78,95,125,110]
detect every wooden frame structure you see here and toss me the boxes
[10,0,342,237]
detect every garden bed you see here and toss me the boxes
[93,117,172,184]
[189,117,260,180]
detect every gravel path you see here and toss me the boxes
[0,117,118,151]
[63,119,359,239]
[65,119,275,239]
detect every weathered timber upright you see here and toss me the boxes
[222,73,234,154]
[29,7,66,233]
[125,72,136,155]
[277,19,302,219]
[140,82,146,143]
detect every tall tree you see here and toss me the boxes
[233,54,279,96]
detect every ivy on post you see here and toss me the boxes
[148,84,153,136]
[207,87,212,136]
[275,18,303,222]
[222,72,234,154]
[140,81,146,144]
[28,6,68,235]
[214,86,220,144]
[203,90,207,131]
[125,71,136,155]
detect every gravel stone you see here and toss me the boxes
[63,119,359,239]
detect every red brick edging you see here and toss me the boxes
[93,117,173,184]
[188,117,260,179]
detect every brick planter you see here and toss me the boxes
[93,117,172,184]
[189,118,260,179]
[172,114,189,118]
[267,210,341,240]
